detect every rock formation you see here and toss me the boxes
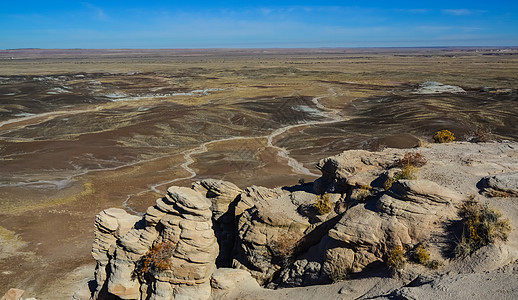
[84,141,518,299]
[192,179,242,267]
[90,187,218,300]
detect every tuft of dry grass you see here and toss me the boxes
[384,165,418,190]
[313,194,333,215]
[271,231,302,258]
[327,255,353,283]
[353,186,372,202]
[455,197,511,257]
[386,245,406,270]
[427,259,443,270]
[411,244,430,264]
[486,189,512,198]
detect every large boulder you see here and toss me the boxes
[232,186,315,285]
[480,171,518,197]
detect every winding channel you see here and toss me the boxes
[122,92,346,214]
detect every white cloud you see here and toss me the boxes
[442,9,473,16]
[81,2,107,20]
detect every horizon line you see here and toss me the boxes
[2,46,518,51]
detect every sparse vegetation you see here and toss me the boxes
[486,189,512,198]
[353,185,372,202]
[386,245,406,270]
[466,126,494,143]
[455,197,511,257]
[427,259,443,270]
[410,244,430,264]
[398,165,418,180]
[136,241,176,277]
[433,130,455,143]
[270,230,304,266]
[313,194,333,215]
[398,152,427,168]
[384,165,418,190]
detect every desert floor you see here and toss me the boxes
[0,48,517,298]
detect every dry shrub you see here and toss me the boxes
[433,130,455,143]
[410,244,430,264]
[270,230,304,267]
[487,189,512,198]
[386,245,406,270]
[427,259,443,270]
[353,186,372,202]
[409,244,443,269]
[383,177,396,190]
[455,197,511,257]
[136,241,176,276]
[271,231,301,258]
[398,165,418,180]
[474,127,493,142]
[313,194,333,215]
[398,152,427,168]
[467,126,494,143]
[384,165,418,190]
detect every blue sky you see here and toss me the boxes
[1,1,517,48]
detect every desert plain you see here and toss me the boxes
[0,48,517,298]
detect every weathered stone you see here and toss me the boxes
[1,288,24,300]
[481,171,518,197]
[192,179,242,220]
[91,186,217,300]
[167,186,211,211]
[388,179,463,205]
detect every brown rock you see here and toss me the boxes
[1,289,24,300]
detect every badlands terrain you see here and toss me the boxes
[0,48,517,299]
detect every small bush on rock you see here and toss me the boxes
[384,165,418,190]
[271,231,302,259]
[136,241,176,277]
[353,186,372,202]
[386,245,406,270]
[327,255,353,283]
[313,194,333,215]
[398,152,427,168]
[455,197,511,257]
[433,130,455,143]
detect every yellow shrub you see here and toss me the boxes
[455,197,511,257]
[386,245,406,270]
[412,244,430,264]
[384,165,417,190]
[314,194,333,215]
[433,130,455,143]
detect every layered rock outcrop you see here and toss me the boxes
[91,187,218,300]
[85,141,518,299]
